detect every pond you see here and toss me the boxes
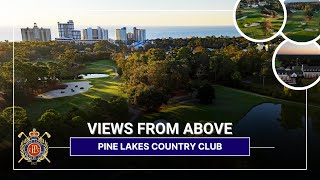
[234,103,320,169]
[78,74,109,79]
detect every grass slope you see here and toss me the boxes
[237,8,284,39]
[26,59,124,121]
[138,86,287,123]
[283,10,320,42]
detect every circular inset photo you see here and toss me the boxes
[282,0,320,43]
[272,41,320,90]
[234,0,287,42]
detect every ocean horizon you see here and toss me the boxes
[1,26,240,42]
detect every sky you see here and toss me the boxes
[0,0,237,41]
[278,42,320,55]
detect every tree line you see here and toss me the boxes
[114,36,285,111]
[0,41,113,106]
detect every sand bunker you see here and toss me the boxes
[305,28,319,31]
[37,81,93,99]
[237,16,248,20]
[244,23,260,27]
[78,74,109,79]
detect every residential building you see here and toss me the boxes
[116,27,127,43]
[258,1,268,7]
[72,30,81,40]
[57,20,81,40]
[277,64,320,85]
[276,67,302,85]
[21,23,51,42]
[54,37,74,43]
[83,26,108,40]
[133,27,139,41]
[302,65,320,78]
[131,41,146,50]
[133,27,146,42]
[115,27,146,43]
[127,32,134,41]
[139,29,146,42]
[256,43,269,51]
[97,26,108,40]
[58,20,74,38]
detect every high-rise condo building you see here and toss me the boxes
[83,27,108,40]
[21,23,51,42]
[97,27,108,40]
[57,20,81,40]
[139,29,146,42]
[133,27,138,41]
[133,27,146,42]
[115,27,127,43]
[127,32,134,41]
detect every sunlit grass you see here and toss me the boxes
[26,59,124,121]
[283,10,320,42]
[137,86,307,123]
[237,8,284,39]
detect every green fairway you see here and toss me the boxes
[283,10,320,42]
[301,78,318,86]
[275,58,282,67]
[137,86,300,123]
[236,8,284,40]
[26,59,124,121]
[79,59,118,76]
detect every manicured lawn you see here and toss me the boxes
[275,58,282,67]
[307,82,320,105]
[137,86,288,123]
[236,8,284,39]
[26,59,124,121]
[283,10,320,42]
[301,78,318,86]
[79,59,117,76]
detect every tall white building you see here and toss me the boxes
[133,27,146,42]
[57,20,81,40]
[83,27,108,40]
[139,29,146,42]
[115,27,127,43]
[72,30,81,40]
[97,27,108,40]
[127,32,134,41]
[21,23,51,42]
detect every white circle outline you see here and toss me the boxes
[233,0,288,43]
[272,40,320,91]
[281,0,320,45]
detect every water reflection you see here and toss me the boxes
[234,103,320,168]
[280,104,305,129]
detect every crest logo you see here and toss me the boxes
[18,128,51,165]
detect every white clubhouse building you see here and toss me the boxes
[277,65,320,85]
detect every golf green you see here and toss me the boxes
[283,10,320,42]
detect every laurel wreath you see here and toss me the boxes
[37,137,49,162]
[19,137,49,163]
[19,138,30,162]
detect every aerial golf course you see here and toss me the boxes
[236,6,284,40]
[283,10,320,42]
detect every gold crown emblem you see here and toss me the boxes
[18,128,51,165]
[29,128,40,137]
